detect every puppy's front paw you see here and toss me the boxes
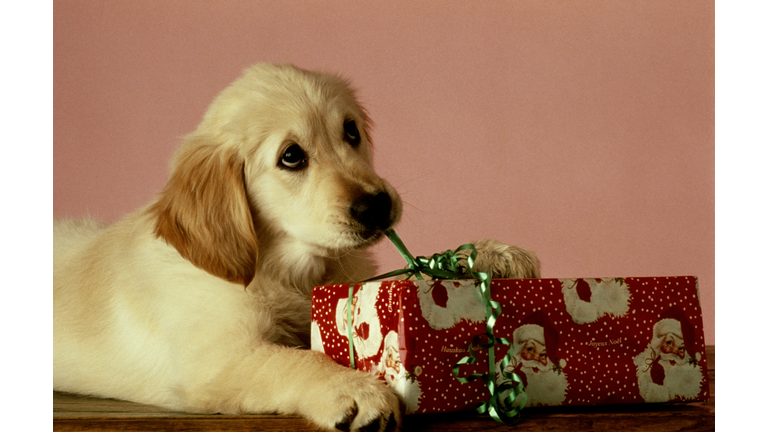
[467,239,541,278]
[310,369,401,432]
[333,401,397,432]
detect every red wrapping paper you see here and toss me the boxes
[310,276,709,414]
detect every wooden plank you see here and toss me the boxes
[54,346,714,431]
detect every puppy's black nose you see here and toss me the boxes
[350,191,393,230]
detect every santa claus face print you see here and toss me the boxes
[334,284,383,360]
[378,331,422,414]
[385,346,401,374]
[504,315,570,407]
[633,311,704,403]
[497,348,569,407]
[520,339,548,367]
[659,333,686,360]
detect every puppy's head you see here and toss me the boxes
[149,63,402,285]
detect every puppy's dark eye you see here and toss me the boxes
[343,119,361,147]
[280,143,307,169]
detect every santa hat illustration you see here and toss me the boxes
[654,305,701,362]
[513,310,565,368]
[574,278,593,302]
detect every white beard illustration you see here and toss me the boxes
[416,280,486,330]
[560,278,631,324]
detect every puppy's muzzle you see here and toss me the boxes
[350,191,394,232]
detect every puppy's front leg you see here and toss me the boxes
[190,344,400,432]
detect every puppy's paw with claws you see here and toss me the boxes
[309,369,401,432]
[465,239,541,278]
[334,401,398,432]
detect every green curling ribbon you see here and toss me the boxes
[381,229,527,424]
[346,283,356,369]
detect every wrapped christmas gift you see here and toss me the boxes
[311,276,709,414]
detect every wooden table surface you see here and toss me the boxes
[54,346,714,432]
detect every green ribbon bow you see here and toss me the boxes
[345,229,527,423]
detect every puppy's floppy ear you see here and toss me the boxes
[148,137,257,285]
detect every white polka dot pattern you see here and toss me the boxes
[310,276,709,414]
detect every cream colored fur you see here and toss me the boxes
[53,63,540,431]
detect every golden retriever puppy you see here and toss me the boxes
[53,63,540,431]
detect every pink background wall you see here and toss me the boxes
[54,1,714,344]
